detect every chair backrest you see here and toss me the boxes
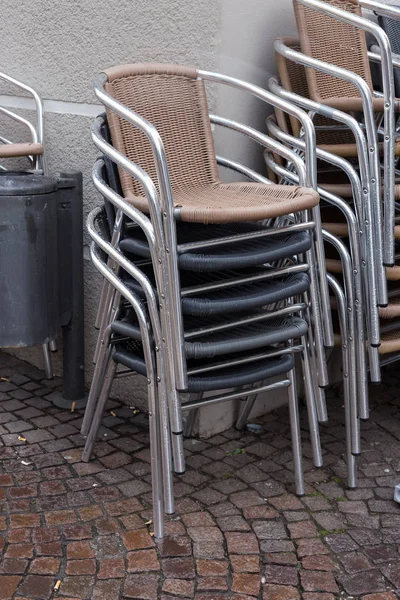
[103,64,219,201]
[274,37,355,145]
[275,37,312,136]
[293,0,374,106]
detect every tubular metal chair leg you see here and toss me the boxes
[81,325,113,436]
[303,290,328,423]
[287,362,305,496]
[82,360,117,462]
[300,333,323,468]
[49,339,57,352]
[148,367,165,539]
[327,274,357,489]
[95,277,112,330]
[312,205,334,349]
[81,352,111,436]
[155,351,175,515]
[324,231,360,455]
[306,241,330,388]
[93,286,118,365]
[236,390,258,431]
[42,343,54,380]
[160,335,186,474]
[368,345,381,386]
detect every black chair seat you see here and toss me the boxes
[111,315,307,360]
[112,339,294,393]
[123,268,310,316]
[120,223,312,271]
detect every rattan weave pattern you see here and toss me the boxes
[126,182,319,223]
[293,0,374,105]
[379,298,400,318]
[105,66,219,199]
[379,328,400,354]
[275,38,355,144]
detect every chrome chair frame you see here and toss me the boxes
[268,75,381,359]
[328,273,357,489]
[91,71,333,474]
[85,199,174,515]
[88,150,322,486]
[265,122,369,419]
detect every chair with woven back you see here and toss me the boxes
[292,0,400,272]
[269,25,400,388]
[83,62,335,497]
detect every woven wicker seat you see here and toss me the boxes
[126,182,319,223]
[103,63,319,222]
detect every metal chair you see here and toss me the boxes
[273,13,400,398]
[270,37,400,396]
[86,63,334,481]
[85,202,322,536]
[88,237,165,538]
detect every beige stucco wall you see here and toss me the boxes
[2,0,305,433]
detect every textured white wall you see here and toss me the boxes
[2,0,301,427]
[214,0,297,177]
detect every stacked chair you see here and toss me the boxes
[263,0,400,499]
[270,0,400,394]
[81,63,345,537]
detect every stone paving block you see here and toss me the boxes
[124,574,159,599]
[197,559,229,576]
[0,576,22,600]
[301,570,339,593]
[127,549,160,572]
[338,569,387,595]
[56,575,94,597]
[263,584,300,599]
[231,573,261,596]
[197,576,228,590]
[193,540,225,559]
[162,578,195,596]
[338,550,374,573]
[264,564,299,586]
[18,574,54,599]
[226,532,259,554]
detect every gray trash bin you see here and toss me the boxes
[0,171,59,347]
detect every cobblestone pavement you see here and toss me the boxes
[1,351,400,599]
